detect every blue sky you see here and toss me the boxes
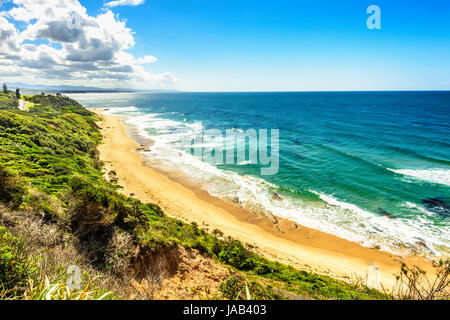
[1,0,449,91]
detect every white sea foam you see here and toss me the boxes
[309,192,450,256]
[124,112,450,258]
[103,106,139,115]
[403,202,436,217]
[388,168,450,186]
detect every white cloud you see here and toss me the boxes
[0,0,181,89]
[105,0,145,8]
[137,55,157,64]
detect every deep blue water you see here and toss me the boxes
[71,91,450,257]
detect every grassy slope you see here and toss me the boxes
[0,92,385,300]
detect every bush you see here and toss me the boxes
[219,275,282,300]
[0,93,17,110]
[0,166,25,208]
[23,190,65,222]
[67,175,162,237]
[0,227,32,295]
[218,240,254,270]
[67,176,113,239]
[392,261,450,300]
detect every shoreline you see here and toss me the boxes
[92,108,435,290]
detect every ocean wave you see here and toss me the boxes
[317,144,385,171]
[383,145,450,166]
[388,168,450,186]
[309,192,449,256]
[124,114,187,141]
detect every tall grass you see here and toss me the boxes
[22,277,112,300]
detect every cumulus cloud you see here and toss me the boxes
[105,0,145,8]
[0,0,181,89]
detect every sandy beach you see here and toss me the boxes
[92,109,435,290]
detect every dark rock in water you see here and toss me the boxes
[416,241,428,249]
[377,208,396,219]
[224,196,240,204]
[271,192,283,201]
[422,198,447,208]
[422,198,450,217]
[413,237,430,251]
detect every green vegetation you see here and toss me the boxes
[0,92,388,300]
[0,226,32,295]
[22,277,113,300]
[0,92,18,110]
[219,275,284,300]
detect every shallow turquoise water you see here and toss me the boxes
[72,91,450,257]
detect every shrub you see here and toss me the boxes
[23,190,65,222]
[67,176,113,239]
[0,166,26,208]
[218,240,254,270]
[391,260,450,300]
[0,227,32,295]
[0,93,17,110]
[219,275,282,300]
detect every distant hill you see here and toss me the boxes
[4,82,181,94]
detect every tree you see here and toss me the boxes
[2,83,7,94]
[15,88,20,99]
